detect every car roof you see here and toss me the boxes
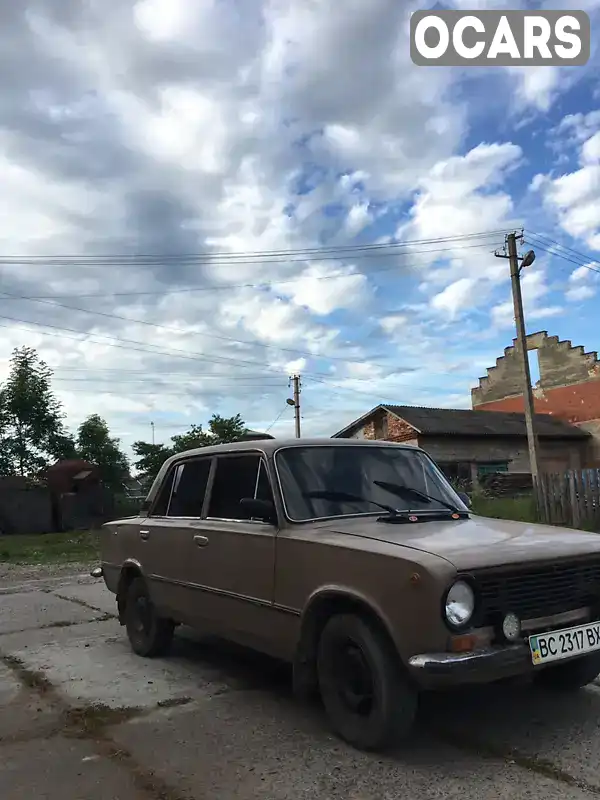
[144,438,424,511]
[167,437,421,461]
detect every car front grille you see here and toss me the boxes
[473,558,600,627]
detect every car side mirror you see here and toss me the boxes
[457,491,472,508]
[239,497,277,524]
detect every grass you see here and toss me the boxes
[0,529,100,565]
[470,494,537,523]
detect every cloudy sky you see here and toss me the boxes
[0,0,599,460]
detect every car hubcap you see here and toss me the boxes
[333,639,374,716]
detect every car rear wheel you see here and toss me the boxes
[534,652,600,691]
[124,577,174,657]
[317,613,417,752]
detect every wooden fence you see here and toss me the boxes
[539,469,600,532]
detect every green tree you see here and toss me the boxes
[0,346,70,476]
[77,414,130,490]
[170,424,210,452]
[132,413,248,486]
[131,441,174,489]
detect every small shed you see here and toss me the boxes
[45,459,108,531]
[332,404,591,489]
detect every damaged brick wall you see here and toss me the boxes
[387,413,418,444]
[472,331,600,410]
[471,331,600,466]
[346,409,418,444]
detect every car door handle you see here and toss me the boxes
[139,530,150,540]
[193,535,209,547]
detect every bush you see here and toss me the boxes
[470,493,537,523]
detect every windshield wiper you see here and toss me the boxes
[302,490,398,516]
[373,480,463,515]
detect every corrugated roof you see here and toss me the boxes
[383,405,588,439]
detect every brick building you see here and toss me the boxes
[472,331,600,466]
[331,404,590,487]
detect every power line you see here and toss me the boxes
[265,406,290,433]
[0,278,423,367]
[50,378,288,386]
[0,315,414,390]
[527,231,600,272]
[52,386,285,397]
[0,229,513,370]
[0,229,511,265]
[525,232,600,275]
[0,240,510,365]
[0,241,504,299]
[0,290,395,365]
[0,311,381,376]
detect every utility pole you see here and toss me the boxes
[150,421,155,445]
[496,232,541,507]
[287,375,302,438]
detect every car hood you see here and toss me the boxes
[319,514,600,570]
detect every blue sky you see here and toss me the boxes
[0,0,598,459]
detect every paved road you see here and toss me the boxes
[1,572,600,799]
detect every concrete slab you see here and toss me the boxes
[111,689,591,800]
[0,654,64,743]
[0,592,96,635]
[0,618,119,654]
[5,627,232,710]
[421,682,600,791]
[0,736,147,800]
[0,663,20,706]
[51,582,117,616]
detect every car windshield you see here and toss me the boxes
[275,444,467,522]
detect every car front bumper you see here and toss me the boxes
[408,644,534,688]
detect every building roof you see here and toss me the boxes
[332,404,589,440]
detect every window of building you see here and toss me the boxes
[166,458,212,517]
[207,455,274,521]
[477,462,509,478]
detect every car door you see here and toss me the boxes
[183,451,277,646]
[138,455,213,623]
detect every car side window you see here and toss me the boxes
[207,454,274,521]
[166,458,211,518]
[150,469,175,516]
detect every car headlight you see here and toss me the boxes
[445,580,475,629]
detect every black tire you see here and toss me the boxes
[124,577,174,657]
[317,613,417,752]
[534,652,600,691]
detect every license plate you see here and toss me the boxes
[529,621,600,665]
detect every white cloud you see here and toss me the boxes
[566,263,600,302]
[490,268,563,329]
[582,132,600,164]
[430,278,477,320]
[398,142,522,319]
[0,0,595,459]
[273,263,370,316]
[534,123,600,250]
[507,66,561,113]
[344,203,372,237]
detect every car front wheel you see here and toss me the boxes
[534,652,600,691]
[317,613,417,751]
[124,576,175,657]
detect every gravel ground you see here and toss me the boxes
[0,562,93,587]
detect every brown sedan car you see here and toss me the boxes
[96,438,600,751]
